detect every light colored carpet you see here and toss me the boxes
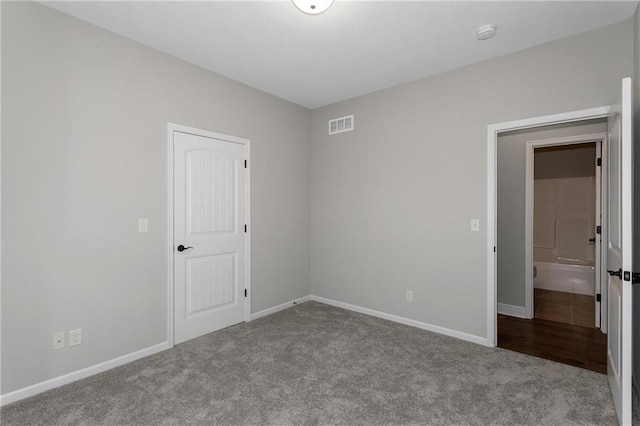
[1,301,619,425]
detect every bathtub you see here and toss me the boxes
[533,260,595,296]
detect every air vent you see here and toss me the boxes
[329,115,354,135]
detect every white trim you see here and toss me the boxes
[487,105,611,347]
[250,295,311,321]
[0,0,4,388]
[487,125,497,347]
[600,136,609,333]
[245,140,252,323]
[310,295,492,347]
[0,341,171,406]
[594,141,602,329]
[618,76,633,426]
[166,124,175,347]
[524,133,606,321]
[167,123,251,345]
[497,303,527,319]
[524,141,533,319]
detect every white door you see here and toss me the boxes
[173,127,248,345]
[606,77,633,425]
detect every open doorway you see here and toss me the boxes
[531,141,601,328]
[495,119,608,373]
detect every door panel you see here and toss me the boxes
[186,253,236,317]
[174,129,247,345]
[606,77,633,426]
[186,151,236,234]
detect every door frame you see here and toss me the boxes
[486,105,611,346]
[167,122,251,347]
[523,134,606,325]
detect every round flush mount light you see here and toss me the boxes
[476,24,497,40]
[292,0,334,15]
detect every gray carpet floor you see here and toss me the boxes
[0,301,623,425]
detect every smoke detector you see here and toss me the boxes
[292,0,334,15]
[476,24,497,41]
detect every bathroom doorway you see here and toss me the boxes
[495,119,608,373]
[530,140,602,329]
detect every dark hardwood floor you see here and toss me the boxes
[497,314,607,374]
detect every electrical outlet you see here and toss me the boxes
[470,218,480,232]
[406,290,414,302]
[69,328,82,347]
[53,332,65,350]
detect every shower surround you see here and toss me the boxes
[533,176,596,295]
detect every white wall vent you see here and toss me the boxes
[328,115,354,135]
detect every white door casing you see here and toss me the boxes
[600,136,610,333]
[594,141,602,329]
[169,124,250,345]
[487,106,613,347]
[606,77,633,426]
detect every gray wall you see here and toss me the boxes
[497,120,605,307]
[1,2,310,394]
[633,2,640,401]
[534,144,596,180]
[310,20,633,337]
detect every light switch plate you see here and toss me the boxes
[138,218,149,233]
[470,218,480,232]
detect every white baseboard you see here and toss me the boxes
[497,303,527,318]
[309,295,492,347]
[250,295,311,321]
[0,341,171,407]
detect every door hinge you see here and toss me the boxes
[493,246,496,253]
[244,289,247,298]
[244,224,247,233]
[596,158,602,167]
[596,225,601,235]
[596,293,601,302]
[244,160,247,168]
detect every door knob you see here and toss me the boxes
[607,268,622,278]
[177,245,193,252]
[588,238,596,243]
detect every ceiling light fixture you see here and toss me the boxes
[292,0,334,15]
[476,24,497,40]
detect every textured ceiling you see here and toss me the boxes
[42,1,639,109]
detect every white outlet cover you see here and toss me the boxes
[53,332,65,350]
[470,218,480,232]
[69,328,82,346]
